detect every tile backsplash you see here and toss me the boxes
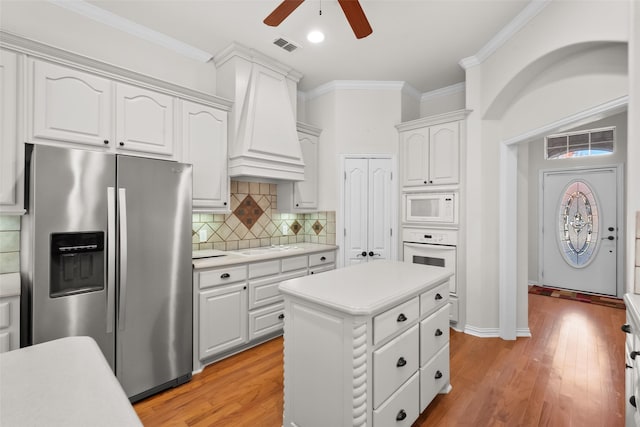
[0,215,20,274]
[192,180,336,252]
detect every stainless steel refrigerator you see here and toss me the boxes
[21,143,193,402]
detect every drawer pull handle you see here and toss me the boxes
[397,313,407,322]
[435,293,443,301]
[622,324,632,334]
[278,314,285,320]
[320,256,326,261]
[396,357,407,367]
[220,273,230,279]
[435,328,443,337]
[435,370,443,380]
[632,351,640,360]
[627,364,633,369]
[631,396,637,409]
[396,409,407,421]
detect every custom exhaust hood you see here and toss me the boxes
[214,43,305,181]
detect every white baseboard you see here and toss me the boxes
[464,325,532,338]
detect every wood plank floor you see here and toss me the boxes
[134,294,626,426]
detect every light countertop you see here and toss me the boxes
[278,260,452,316]
[0,336,142,427]
[192,243,338,269]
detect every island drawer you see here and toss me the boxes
[420,281,449,316]
[373,324,419,408]
[373,371,419,427]
[281,255,307,272]
[419,343,450,412]
[374,297,419,345]
[249,260,280,278]
[199,265,247,289]
[420,304,449,366]
[309,251,335,267]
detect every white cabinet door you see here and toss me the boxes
[429,122,459,185]
[0,49,23,213]
[401,128,429,187]
[115,82,174,157]
[344,157,392,266]
[199,283,248,360]
[181,100,229,211]
[293,132,319,209]
[31,59,112,148]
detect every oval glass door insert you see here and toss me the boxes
[557,180,599,268]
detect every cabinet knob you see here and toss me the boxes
[397,313,407,322]
[430,180,433,184]
[320,256,326,261]
[435,328,443,337]
[622,324,632,334]
[223,202,227,206]
[631,396,637,409]
[103,139,109,145]
[361,251,367,257]
[435,293,443,301]
[310,271,315,274]
[368,251,374,257]
[396,409,407,421]
[423,180,428,184]
[119,141,125,146]
[396,357,407,367]
[278,313,285,320]
[434,370,443,380]
[632,351,640,360]
[295,203,299,207]
[608,226,615,232]
[220,273,230,279]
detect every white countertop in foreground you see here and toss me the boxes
[279,260,452,316]
[0,336,142,427]
[192,243,338,269]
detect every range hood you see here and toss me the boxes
[214,43,305,181]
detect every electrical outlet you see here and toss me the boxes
[198,229,208,242]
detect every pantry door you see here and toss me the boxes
[541,168,619,296]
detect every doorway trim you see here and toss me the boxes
[498,96,628,340]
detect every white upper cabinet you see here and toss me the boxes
[115,82,174,157]
[398,111,468,188]
[30,59,175,159]
[181,100,229,212]
[0,49,24,214]
[31,60,112,149]
[277,123,321,212]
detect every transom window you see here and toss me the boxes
[545,127,615,159]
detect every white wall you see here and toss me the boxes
[629,0,640,293]
[420,84,466,117]
[0,1,217,95]
[464,0,629,335]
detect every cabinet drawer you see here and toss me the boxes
[249,260,280,279]
[199,265,247,289]
[420,305,449,366]
[420,281,449,316]
[248,275,282,310]
[281,255,307,272]
[309,264,334,275]
[248,302,284,340]
[419,343,450,412]
[374,297,419,345]
[309,251,335,267]
[373,324,419,408]
[373,371,419,427]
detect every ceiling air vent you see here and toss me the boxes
[273,37,300,52]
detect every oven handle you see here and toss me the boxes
[403,242,456,250]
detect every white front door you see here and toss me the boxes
[343,157,393,266]
[541,167,619,296]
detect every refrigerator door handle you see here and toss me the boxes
[118,188,128,331]
[107,187,116,334]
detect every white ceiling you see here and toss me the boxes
[4,0,532,93]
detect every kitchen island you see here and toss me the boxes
[279,260,452,427]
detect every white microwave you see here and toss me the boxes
[403,192,457,224]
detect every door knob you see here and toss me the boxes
[368,251,374,257]
[608,226,615,232]
[361,251,367,257]
[607,236,615,241]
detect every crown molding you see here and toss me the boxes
[47,0,214,63]
[421,82,465,102]
[396,109,472,131]
[302,80,419,101]
[459,0,552,70]
[213,42,303,82]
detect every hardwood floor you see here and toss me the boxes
[134,294,626,426]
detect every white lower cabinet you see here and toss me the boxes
[419,344,450,411]
[0,295,20,353]
[373,372,419,427]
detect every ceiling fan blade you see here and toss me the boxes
[337,0,372,39]
[264,0,305,27]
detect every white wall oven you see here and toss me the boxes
[402,227,458,322]
[403,192,457,225]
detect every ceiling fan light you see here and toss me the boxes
[307,30,325,44]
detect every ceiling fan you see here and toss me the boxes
[264,0,373,39]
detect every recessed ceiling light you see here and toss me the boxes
[307,30,325,44]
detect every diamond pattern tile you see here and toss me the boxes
[234,195,264,229]
[290,220,302,235]
[312,220,324,235]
